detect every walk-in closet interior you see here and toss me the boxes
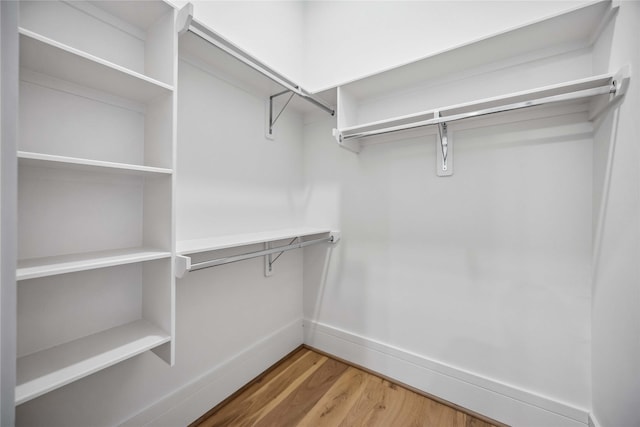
[0,1,638,426]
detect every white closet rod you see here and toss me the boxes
[188,235,334,272]
[340,84,614,141]
[188,20,335,116]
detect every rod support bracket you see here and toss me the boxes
[332,129,361,153]
[175,255,191,279]
[436,113,453,177]
[611,64,631,98]
[264,242,274,277]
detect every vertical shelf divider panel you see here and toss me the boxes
[15,0,177,404]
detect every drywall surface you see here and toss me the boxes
[591,2,640,427]
[302,50,594,425]
[302,0,591,91]
[176,59,304,239]
[15,58,305,427]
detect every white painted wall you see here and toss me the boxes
[302,0,591,91]
[302,42,595,427]
[591,2,640,427]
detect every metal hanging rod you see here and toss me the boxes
[339,84,615,142]
[188,235,335,273]
[187,19,335,117]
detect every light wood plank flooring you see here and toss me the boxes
[191,346,503,427]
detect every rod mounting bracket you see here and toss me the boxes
[175,255,191,279]
[436,113,453,177]
[264,241,274,277]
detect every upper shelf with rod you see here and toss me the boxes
[176,4,334,138]
[329,0,629,176]
[175,228,340,279]
[334,68,630,149]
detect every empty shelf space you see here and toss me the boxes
[16,319,170,405]
[18,151,173,176]
[177,228,332,255]
[17,248,172,281]
[19,28,173,103]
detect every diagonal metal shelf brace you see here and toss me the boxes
[268,90,296,139]
[264,236,297,276]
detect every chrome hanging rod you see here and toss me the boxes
[188,235,335,273]
[340,83,615,141]
[188,20,335,116]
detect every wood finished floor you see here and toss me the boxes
[191,347,501,427]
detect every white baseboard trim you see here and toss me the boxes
[120,318,303,427]
[304,319,589,427]
[589,413,603,427]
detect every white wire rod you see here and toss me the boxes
[188,21,334,116]
[340,84,614,141]
[189,235,334,272]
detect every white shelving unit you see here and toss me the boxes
[333,1,620,154]
[178,19,334,116]
[17,248,172,281]
[335,71,627,152]
[16,0,178,405]
[18,151,173,177]
[177,228,332,255]
[19,29,173,103]
[16,320,170,405]
[328,1,615,99]
[176,228,334,279]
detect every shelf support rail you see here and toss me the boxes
[181,15,335,118]
[176,232,340,278]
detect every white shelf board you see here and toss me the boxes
[18,151,173,177]
[179,25,333,114]
[16,319,170,405]
[177,228,332,255]
[19,28,173,103]
[339,72,616,141]
[329,1,614,99]
[17,248,172,281]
